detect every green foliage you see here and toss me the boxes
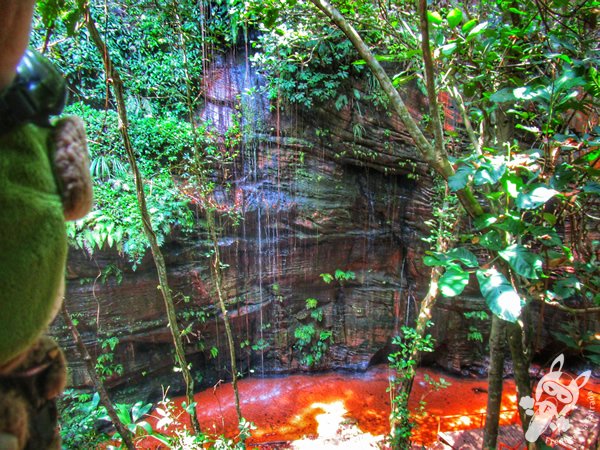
[33,1,246,267]
[552,320,600,365]
[320,269,356,285]
[387,324,437,447]
[150,396,255,449]
[103,401,154,442]
[96,337,124,381]
[293,297,332,367]
[464,311,489,343]
[419,0,599,320]
[58,390,108,448]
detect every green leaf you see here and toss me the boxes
[424,248,478,268]
[446,247,479,268]
[502,174,523,198]
[575,147,600,164]
[423,252,449,267]
[474,213,498,230]
[489,88,516,103]
[447,8,463,28]
[139,421,153,435]
[583,181,600,195]
[320,273,333,284]
[476,268,523,322]
[543,213,557,226]
[516,185,558,209]
[461,18,478,33]
[529,226,562,247]
[466,21,489,40]
[498,244,544,279]
[448,165,474,191]
[479,230,504,251]
[439,267,470,297]
[493,215,526,235]
[427,11,443,25]
[263,8,280,29]
[440,42,458,56]
[474,158,506,186]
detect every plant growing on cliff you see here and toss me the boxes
[387,324,435,446]
[293,298,333,367]
[59,390,109,448]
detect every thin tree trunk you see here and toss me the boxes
[168,1,243,428]
[396,266,441,397]
[483,315,507,449]
[507,321,539,450]
[208,212,243,424]
[78,0,201,435]
[417,0,445,158]
[389,266,441,449]
[61,303,136,450]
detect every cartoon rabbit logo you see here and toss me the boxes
[520,354,591,442]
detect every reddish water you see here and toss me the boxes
[130,365,557,448]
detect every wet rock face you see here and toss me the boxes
[51,52,479,400]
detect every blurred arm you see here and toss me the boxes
[0,0,36,90]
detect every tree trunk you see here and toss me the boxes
[483,315,507,449]
[78,0,201,435]
[507,321,539,450]
[60,303,136,450]
[208,211,243,424]
[168,1,244,429]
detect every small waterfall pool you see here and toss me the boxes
[133,366,525,448]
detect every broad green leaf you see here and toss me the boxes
[502,174,523,198]
[516,185,558,209]
[479,230,504,251]
[466,21,489,40]
[263,8,280,29]
[423,252,449,267]
[575,147,600,164]
[448,165,474,191]
[392,74,416,86]
[529,226,562,247]
[498,244,544,279]
[493,215,526,235]
[476,268,523,322]
[489,88,515,103]
[543,213,557,226]
[439,267,469,297]
[552,275,581,299]
[462,18,478,33]
[424,248,478,268]
[320,273,333,284]
[513,86,544,100]
[440,42,458,56]
[508,7,527,15]
[139,421,153,435]
[474,213,498,230]
[551,164,576,190]
[447,8,463,28]
[474,158,506,186]
[446,247,479,267]
[583,181,600,195]
[515,124,540,134]
[427,11,443,24]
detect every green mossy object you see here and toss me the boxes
[0,124,67,366]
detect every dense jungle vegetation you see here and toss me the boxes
[34,0,599,448]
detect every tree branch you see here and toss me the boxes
[308,0,483,218]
